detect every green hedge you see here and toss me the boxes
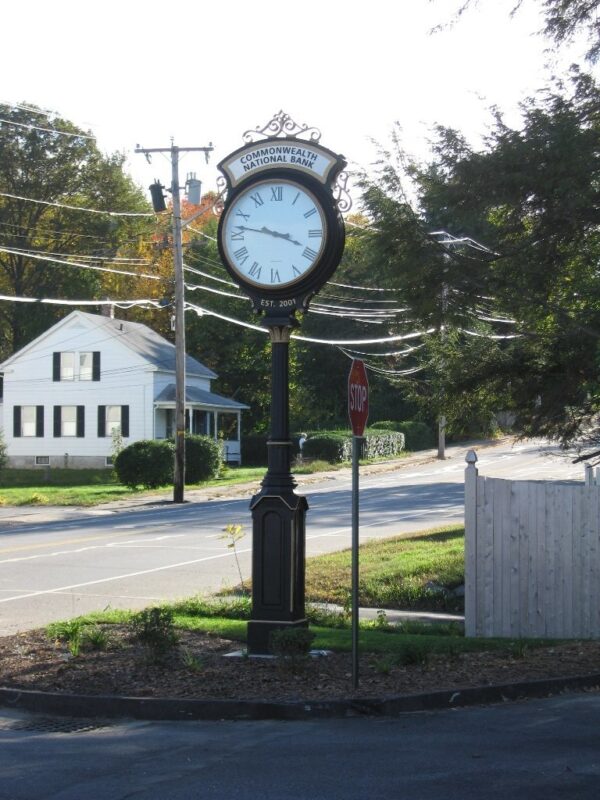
[185,435,221,483]
[370,421,435,451]
[114,439,174,489]
[302,429,405,463]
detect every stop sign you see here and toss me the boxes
[348,359,369,436]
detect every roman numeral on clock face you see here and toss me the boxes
[248,261,262,279]
[303,207,317,219]
[233,246,249,265]
[250,192,264,207]
[302,246,318,260]
[235,210,250,221]
[308,229,321,238]
[231,228,244,241]
[270,268,281,283]
[270,187,283,201]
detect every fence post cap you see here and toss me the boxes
[465,449,478,464]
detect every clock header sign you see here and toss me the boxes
[216,112,348,317]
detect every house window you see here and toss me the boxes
[79,352,93,381]
[13,405,44,437]
[60,352,75,381]
[105,456,113,467]
[61,406,77,436]
[35,456,50,466]
[97,405,129,438]
[21,406,37,437]
[53,405,85,437]
[53,351,100,381]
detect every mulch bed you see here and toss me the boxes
[1,626,600,702]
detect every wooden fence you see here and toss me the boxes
[465,451,600,639]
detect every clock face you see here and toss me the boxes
[220,179,327,289]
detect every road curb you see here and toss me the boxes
[2,672,599,722]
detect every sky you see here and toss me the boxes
[1,0,593,207]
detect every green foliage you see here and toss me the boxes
[184,434,221,483]
[219,524,248,594]
[130,607,179,663]
[0,430,7,472]
[0,103,150,360]
[170,595,252,619]
[114,440,174,489]
[371,421,434,451]
[269,627,316,666]
[305,526,465,612]
[46,618,108,656]
[360,431,405,459]
[302,434,352,462]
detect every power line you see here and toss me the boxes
[0,116,96,141]
[0,191,153,218]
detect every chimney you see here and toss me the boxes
[101,301,115,319]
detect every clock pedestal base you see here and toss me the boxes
[247,322,308,655]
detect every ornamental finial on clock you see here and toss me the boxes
[243,111,322,145]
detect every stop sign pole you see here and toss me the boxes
[348,359,369,689]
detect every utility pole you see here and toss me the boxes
[135,141,213,503]
[438,280,448,460]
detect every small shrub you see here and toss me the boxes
[25,492,49,505]
[114,440,174,489]
[269,626,315,669]
[185,434,221,483]
[397,641,430,667]
[370,421,435,451]
[181,649,204,672]
[81,624,109,651]
[219,523,248,594]
[303,434,351,463]
[0,430,7,472]
[130,606,179,663]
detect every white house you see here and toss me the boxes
[0,310,248,468]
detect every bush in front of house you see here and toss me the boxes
[302,433,352,463]
[370,420,435,451]
[360,430,405,459]
[0,430,7,472]
[184,434,221,483]
[114,439,174,489]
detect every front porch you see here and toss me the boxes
[154,384,249,464]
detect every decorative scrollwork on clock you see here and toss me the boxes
[243,110,322,144]
[332,171,353,213]
[212,176,228,215]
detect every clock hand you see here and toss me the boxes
[260,227,302,246]
[235,225,302,245]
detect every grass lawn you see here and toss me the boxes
[49,597,548,661]
[0,466,267,506]
[307,524,465,613]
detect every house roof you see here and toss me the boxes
[76,312,217,379]
[0,311,217,379]
[154,383,249,411]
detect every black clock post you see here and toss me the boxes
[216,112,349,655]
[247,316,308,653]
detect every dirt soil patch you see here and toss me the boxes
[1,626,600,702]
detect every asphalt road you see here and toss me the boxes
[0,439,583,634]
[0,692,598,799]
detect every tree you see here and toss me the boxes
[0,103,150,357]
[361,68,600,448]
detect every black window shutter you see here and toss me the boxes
[36,406,44,437]
[13,406,21,437]
[76,406,85,438]
[53,352,60,381]
[98,406,106,437]
[53,406,61,437]
[92,351,100,381]
[121,405,129,438]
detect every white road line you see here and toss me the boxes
[0,547,253,605]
